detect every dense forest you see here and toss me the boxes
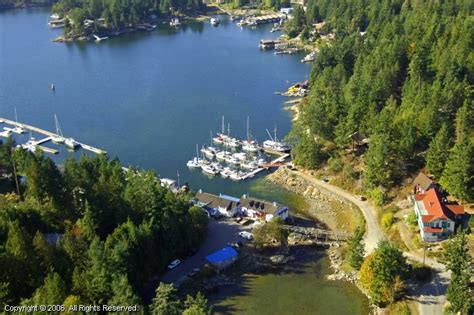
[52,0,204,36]
[289,0,474,201]
[0,139,209,311]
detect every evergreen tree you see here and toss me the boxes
[426,124,453,178]
[292,133,325,169]
[149,283,182,315]
[346,226,365,270]
[6,220,30,259]
[183,292,210,315]
[440,136,474,201]
[364,132,400,189]
[108,274,141,311]
[32,272,67,306]
[444,231,473,314]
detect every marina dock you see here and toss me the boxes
[0,117,107,155]
[240,153,290,180]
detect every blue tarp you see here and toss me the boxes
[206,246,238,264]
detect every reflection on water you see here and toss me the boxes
[209,250,369,315]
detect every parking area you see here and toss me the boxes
[160,218,253,285]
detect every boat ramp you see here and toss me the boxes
[0,117,107,155]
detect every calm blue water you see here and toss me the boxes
[0,7,310,198]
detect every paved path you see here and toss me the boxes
[160,219,251,286]
[404,253,450,315]
[293,170,385,253]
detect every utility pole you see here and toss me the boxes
[422,241,426,266]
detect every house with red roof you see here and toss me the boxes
[414,188,465,242]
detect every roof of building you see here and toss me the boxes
[348,131,369,144]
[239,196,284,214]
[195,192,236,211]
[413,172,434,191]
[424,226,442,233]
[416,188,465,222]
[206,246,238,264]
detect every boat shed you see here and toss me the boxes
[206,246,238,270]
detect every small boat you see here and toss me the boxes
[187,157,201,168]
[301,51,316,63]
[201,146,217,159]
[220,167,232,178]
[211,162,224,172]
[229,171,243,181]
[242,143,259,152]
[241,160,258,170]
[202,164,219,176]
[213,136,225,144]
[170,18,181,27]
[216,150,231,161]
[50,13,60,20]
[226,156,240,165]
[0,130,11,137]
[93,34,109,41]
[263,140,291,152]
[11,126,26,134]
[210,17,220,26]
[264,127,291,152]
[226,138,241,148]
[65,138,80,150]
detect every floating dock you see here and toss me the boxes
[0,117,107,155]
[240,153,290,180]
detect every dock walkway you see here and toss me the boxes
[0,117,107,155]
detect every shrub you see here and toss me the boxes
[369,188,389,206]
[381,212,395,230]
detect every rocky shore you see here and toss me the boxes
[267,168,363,235]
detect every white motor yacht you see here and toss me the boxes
[187,157,201,168]
[202,164,219,176]
[65,138,80,149]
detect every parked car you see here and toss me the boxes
[239,231,253,240]
[187,267,200,277]
[321,178,329,183]
[167,259,181,269]
[356,195,366,201]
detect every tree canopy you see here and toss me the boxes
[0,142,208,309]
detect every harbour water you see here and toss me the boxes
[0,7,308,197]
[0,7,368,313]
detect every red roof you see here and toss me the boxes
[424,226,442,233]
[417,188,465,221]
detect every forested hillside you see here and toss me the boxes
[290,0,474,201]
[0,140,208,309]
[0,0,55,9]
[53,0,203,36]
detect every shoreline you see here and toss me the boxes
[52,6,220,43]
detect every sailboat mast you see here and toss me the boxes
[14,107,18,122]
[274,125,277,142]
[221,116,224,134]
[227,123,230,136]
[196,144,199,159]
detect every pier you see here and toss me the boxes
[0,117,107,155]
[240,153,290,180]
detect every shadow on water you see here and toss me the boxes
[207,247,369,315]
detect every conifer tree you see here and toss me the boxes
[426,124,453,178]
